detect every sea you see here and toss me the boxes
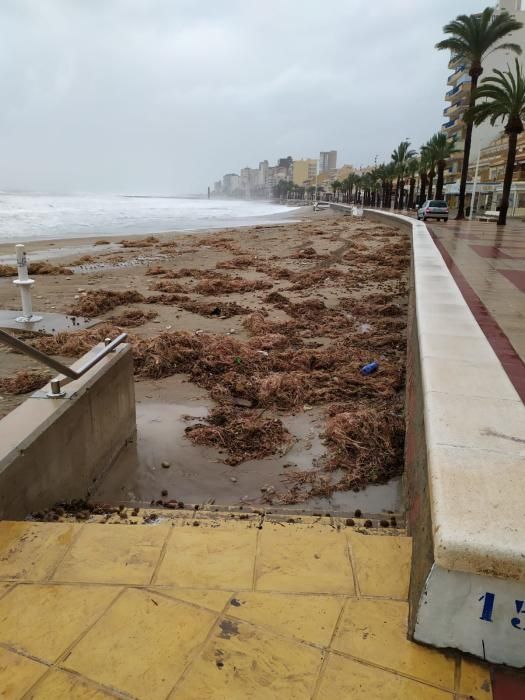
[0,194,297,243]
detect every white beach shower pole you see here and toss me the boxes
[13,244,42,323]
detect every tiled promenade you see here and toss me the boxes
[0,512,496,699]
[427,218,525,401]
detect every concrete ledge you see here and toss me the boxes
[340,206,525,666]
[0,343,136,519]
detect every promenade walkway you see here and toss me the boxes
[426,218,525,401]
[0,511,499,700]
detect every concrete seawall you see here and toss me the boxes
[0,343,136,519]
[332,204,525,667]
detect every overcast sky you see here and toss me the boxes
[0,0,486,195]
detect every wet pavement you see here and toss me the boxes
[93,376,403,516]
[427,218,525,401]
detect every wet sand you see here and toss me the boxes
[0,208,407,515]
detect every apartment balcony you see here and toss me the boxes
[442,118,456,129]
[447,64,467,85]
[451,140,465,152]
[445,80,471,102]
[443,100,464,117]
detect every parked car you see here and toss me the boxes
[416,200,449,222]
[313,201,330,211]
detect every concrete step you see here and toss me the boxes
[27,501,407,531]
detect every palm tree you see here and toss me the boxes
[378,162,396,209]
[417,153,430,206]
[424,133,458,200]
[353,175,362,204]
[331,180,342,201]
[467,59,525,225]
[391,141,416,209]
[406,158,419,209]
[436,7,523,219]
[421,140,438,200]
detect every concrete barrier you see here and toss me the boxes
[333,204,525,667]
[0,343,135,520]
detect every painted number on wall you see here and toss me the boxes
[479,593,525,628]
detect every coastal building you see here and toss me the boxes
[277,157,293,179]
[222,173,240,195]
[336,165,355,181]
[443,0,525,200]
[239,167,260,196]
[467,129,525,216]
[292,159,318,186]
[257,161,269,187]
[319,150,337,173]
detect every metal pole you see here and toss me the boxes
[12,244,42,323]
[0,329,128,381]
[469,147,481,221]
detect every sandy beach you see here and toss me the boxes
[0,208,409,514]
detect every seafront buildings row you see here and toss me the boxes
[441,0,525,215]
[215,0,525,217]
[213,151,372,199]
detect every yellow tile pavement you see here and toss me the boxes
[53,522,168,585]
[331,598,456,690]
[63,587,218,700]
[348,531,412,598]
[316,654,453,700]
[0,518,497,699]
[0,584,119,663]
[171,618,323,700]
[0,522,80,581]
[255,526,355,594]
[151,587,233,613]
[225,591,343,646]
[26,669,117,699]
[155,526,257,589]
[459,658,493,699]
[0,647,47,699]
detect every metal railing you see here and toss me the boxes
[0,329,128,397]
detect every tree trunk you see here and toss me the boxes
[499,129,519,226]
[427,171,435,200]
[457,67,481,220]
[435,160,445,200]
[399,179,405,210]
[418,174,427,207]
[408,178,415,209]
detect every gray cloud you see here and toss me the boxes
[0,0,483,194]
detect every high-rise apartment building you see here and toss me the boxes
[222,173,240,194]
[292,159,318,186]
[442,0,525,195]
[319,151,337,173]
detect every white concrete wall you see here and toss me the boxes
[0,344,136,519]
[354,205,525,667]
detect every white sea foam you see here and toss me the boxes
[0,194,297,242]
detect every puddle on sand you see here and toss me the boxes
[93,380,403,515]
[0,310,95,334]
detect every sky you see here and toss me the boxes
[0,0,486,195]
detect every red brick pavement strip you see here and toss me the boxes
[427,225,525,403]
[491,668,525,699]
